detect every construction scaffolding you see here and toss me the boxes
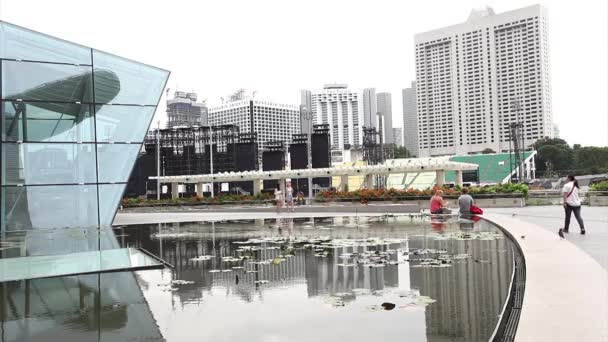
[144,125,240,176]
[362,127,394,166]
[126,125,259,197]
[262,140,286,190]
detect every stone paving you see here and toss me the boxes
[486,206,608,270]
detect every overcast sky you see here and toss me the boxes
[1,0,606,146]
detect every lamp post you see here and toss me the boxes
[209,125,214,198]
[301,106,313,204]
[156,120,161,200]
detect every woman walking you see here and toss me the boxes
[559,175,585,236]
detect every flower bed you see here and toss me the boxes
[315,184,528,202]
[121,193,274,208]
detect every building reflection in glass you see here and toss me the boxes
[0,272,164,342]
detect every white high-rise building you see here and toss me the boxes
[393,128,404,147]
[415,5,553,157]
[377,92,394,144]
[402,81,419,156]
[209,98,299,151]
[303,84,377,151]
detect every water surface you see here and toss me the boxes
[0,215,514,342]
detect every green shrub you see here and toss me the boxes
[590,181,608,191]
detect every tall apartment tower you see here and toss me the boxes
[402,81,419,156]
[209,98,299,152]
[304,84,377,151]
[415,5,553,157]
[167,91,208,128]
[376,92,393,144]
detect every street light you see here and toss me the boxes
[156,120,161,200]
[209,125,214,198]
[301,106,313,204]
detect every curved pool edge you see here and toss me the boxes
[483,214,608,342]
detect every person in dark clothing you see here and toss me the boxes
[559,175,585,236]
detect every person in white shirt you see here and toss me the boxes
[274,185,284,214]
[560,175,585,235]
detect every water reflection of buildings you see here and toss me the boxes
[118,218,409,306]
[409,220,514,342]
[118,217,514,342]
[0,272,164,342]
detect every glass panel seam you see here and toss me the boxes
[0,57,92,67]
[90,49,102,250]
[1,183,126,187]
[1,100,156,107]
[0,140,142,145]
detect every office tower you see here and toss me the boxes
[415,5,552,157]
[167,91,208,128]
[402,81,419,156]
[303,84,381,153]
[208,98,299,152]
[300,89,312,133]
[362,88,377,129]
[377,92,394,144]
[393,128,404,147]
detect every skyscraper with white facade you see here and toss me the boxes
[209,98,299,151]
[377,92,393,144]
[402,81,419,156]
[415,5,552,157]
[303,84,377,151]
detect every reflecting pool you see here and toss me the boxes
[0,215,515,342]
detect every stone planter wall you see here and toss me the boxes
[588,192,608,206]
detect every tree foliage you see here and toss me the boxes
[393,146,413,159]
[533,137,608,177]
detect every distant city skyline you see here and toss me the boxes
[1,0,605,146]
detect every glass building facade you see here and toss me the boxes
[0,21,169,268]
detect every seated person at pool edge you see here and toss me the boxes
[430,190,451,214]
[458,187,474,215]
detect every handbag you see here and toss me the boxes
[470,204,483,215]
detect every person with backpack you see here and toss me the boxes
[559,175,586,236]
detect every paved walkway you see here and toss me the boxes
[486,206,608,270]
[485,213,607,342]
